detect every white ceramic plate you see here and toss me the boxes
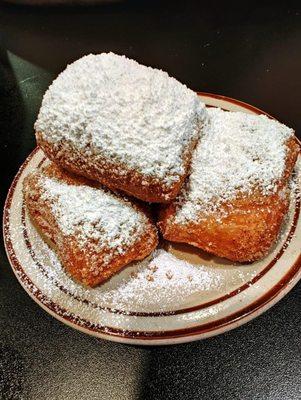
[3,93,301,346]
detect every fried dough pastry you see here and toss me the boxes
[23,163,158,286]
[158,108,299,262]
[35,53,207,203]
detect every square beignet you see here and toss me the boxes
[23,163,158,287]
[35,53,207,203]
[158,108,299,262]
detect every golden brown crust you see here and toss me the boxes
[23,163,158,287]
[158,138,299,262]
[159,191,289,262]
[36,133,198,203]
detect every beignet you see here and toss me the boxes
[23,163,158,286]
[158,108,299,262]
[35,53,207,203]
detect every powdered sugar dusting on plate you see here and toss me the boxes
[175,108,294,223]
[100,250,223,310]
[21,211,261,313]
[35,53,207,186]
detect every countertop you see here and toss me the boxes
[0,2,300,399]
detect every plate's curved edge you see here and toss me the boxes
[5,237,301,346]
[197,92,275,119]
[3,94,301,345]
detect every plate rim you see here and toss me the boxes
[3,92,301,345]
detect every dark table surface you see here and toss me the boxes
[0,2,301,399]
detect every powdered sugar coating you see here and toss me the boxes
[39,176,148,254]
[35,53,206,186]
[175,108,294,223]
